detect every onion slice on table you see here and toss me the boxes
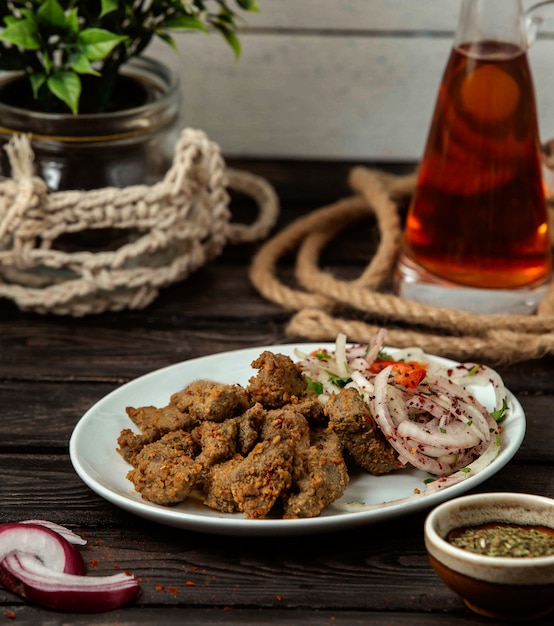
[0,522,140,612]
[0,551,140,613]
[18,520,87,546]
[0,523,84,575]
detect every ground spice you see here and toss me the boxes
[447,522,554,557]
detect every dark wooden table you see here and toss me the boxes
[0,159,552,625]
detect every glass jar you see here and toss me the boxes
[0,57,182,191]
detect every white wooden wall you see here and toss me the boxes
[146,0,554,161]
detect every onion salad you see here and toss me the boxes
[0,521,140,612]
[295,330,510,495]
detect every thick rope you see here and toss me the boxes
[0,128,279,315]
[249,166,554,364]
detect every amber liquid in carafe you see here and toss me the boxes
[403,41,552,289]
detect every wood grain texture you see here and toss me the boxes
[0,158,552,624]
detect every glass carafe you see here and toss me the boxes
[396,0,553,314]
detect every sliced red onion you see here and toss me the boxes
[334,332,349,377]
[297,330,509,493]
[425,435,501,494]
[363,327,387,365]
[0,551,140,613]
[18,520,87,546]
[397,418,482,450]
[0,523,84,575]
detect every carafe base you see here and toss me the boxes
[395,254,550,315]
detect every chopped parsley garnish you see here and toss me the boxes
[467,364,481,376]
[313,350,331,361]
[306,377,323,395]
[491,398,509,423]
[327,371,352,388]
[460,467,471,473]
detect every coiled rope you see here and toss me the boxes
[249,166,554,364]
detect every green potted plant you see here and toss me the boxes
[0,0,259,190]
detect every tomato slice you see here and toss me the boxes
[369,360,427,388]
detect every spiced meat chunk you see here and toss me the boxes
[234,403,266,454]
[203,455,244,513]
[260,407,311,449]
[283,427,349,519]
[117,428,156,465]
[125,403,197,440]
[170,380,251,422]
[126,430,201,505]
[325,387,405,475]
[248,351,307,408]
[287,397,327,426]
[229,438,295,519]
[192,419,240,485]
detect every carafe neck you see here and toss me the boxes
[454,0,528,50]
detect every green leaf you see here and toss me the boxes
[29,73,46,99]
[77,28,128,62]
[215,24,242,58]
[47,71,81,114]
[164,15,209,32]
[237,0,260,11]
[65,8,79,36]
[156,32,179,53]
[69,53,100,76]
[0,20,41,50]
[36,0,66,29]
[42,48,52,73]
[100,0,119,18]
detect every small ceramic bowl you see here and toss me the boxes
[424,492,554,621]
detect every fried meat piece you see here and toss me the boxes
[234,403,266,454]
[117,416,199,466]
[248,351,307,408]
[283,427,349,519]
[192,418,239,486]
[325,387,405,475]
[203,455,244,513]
[170,380,250,422]
[117,428,156,465]
[192,403,266,481]
[260,406,311,449]
[229,439,295,519]
[126,430,201,505]
[126,403,197,438]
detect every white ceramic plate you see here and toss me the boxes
[69,344,526,536]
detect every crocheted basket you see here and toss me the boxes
[0,128,279,315]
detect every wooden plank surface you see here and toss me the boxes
[0,158,553,624]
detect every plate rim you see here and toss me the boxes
[69,343,527,536]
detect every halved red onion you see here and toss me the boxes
[0,551,140,613]
[0,523,84,575]
[18,520,87,546]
